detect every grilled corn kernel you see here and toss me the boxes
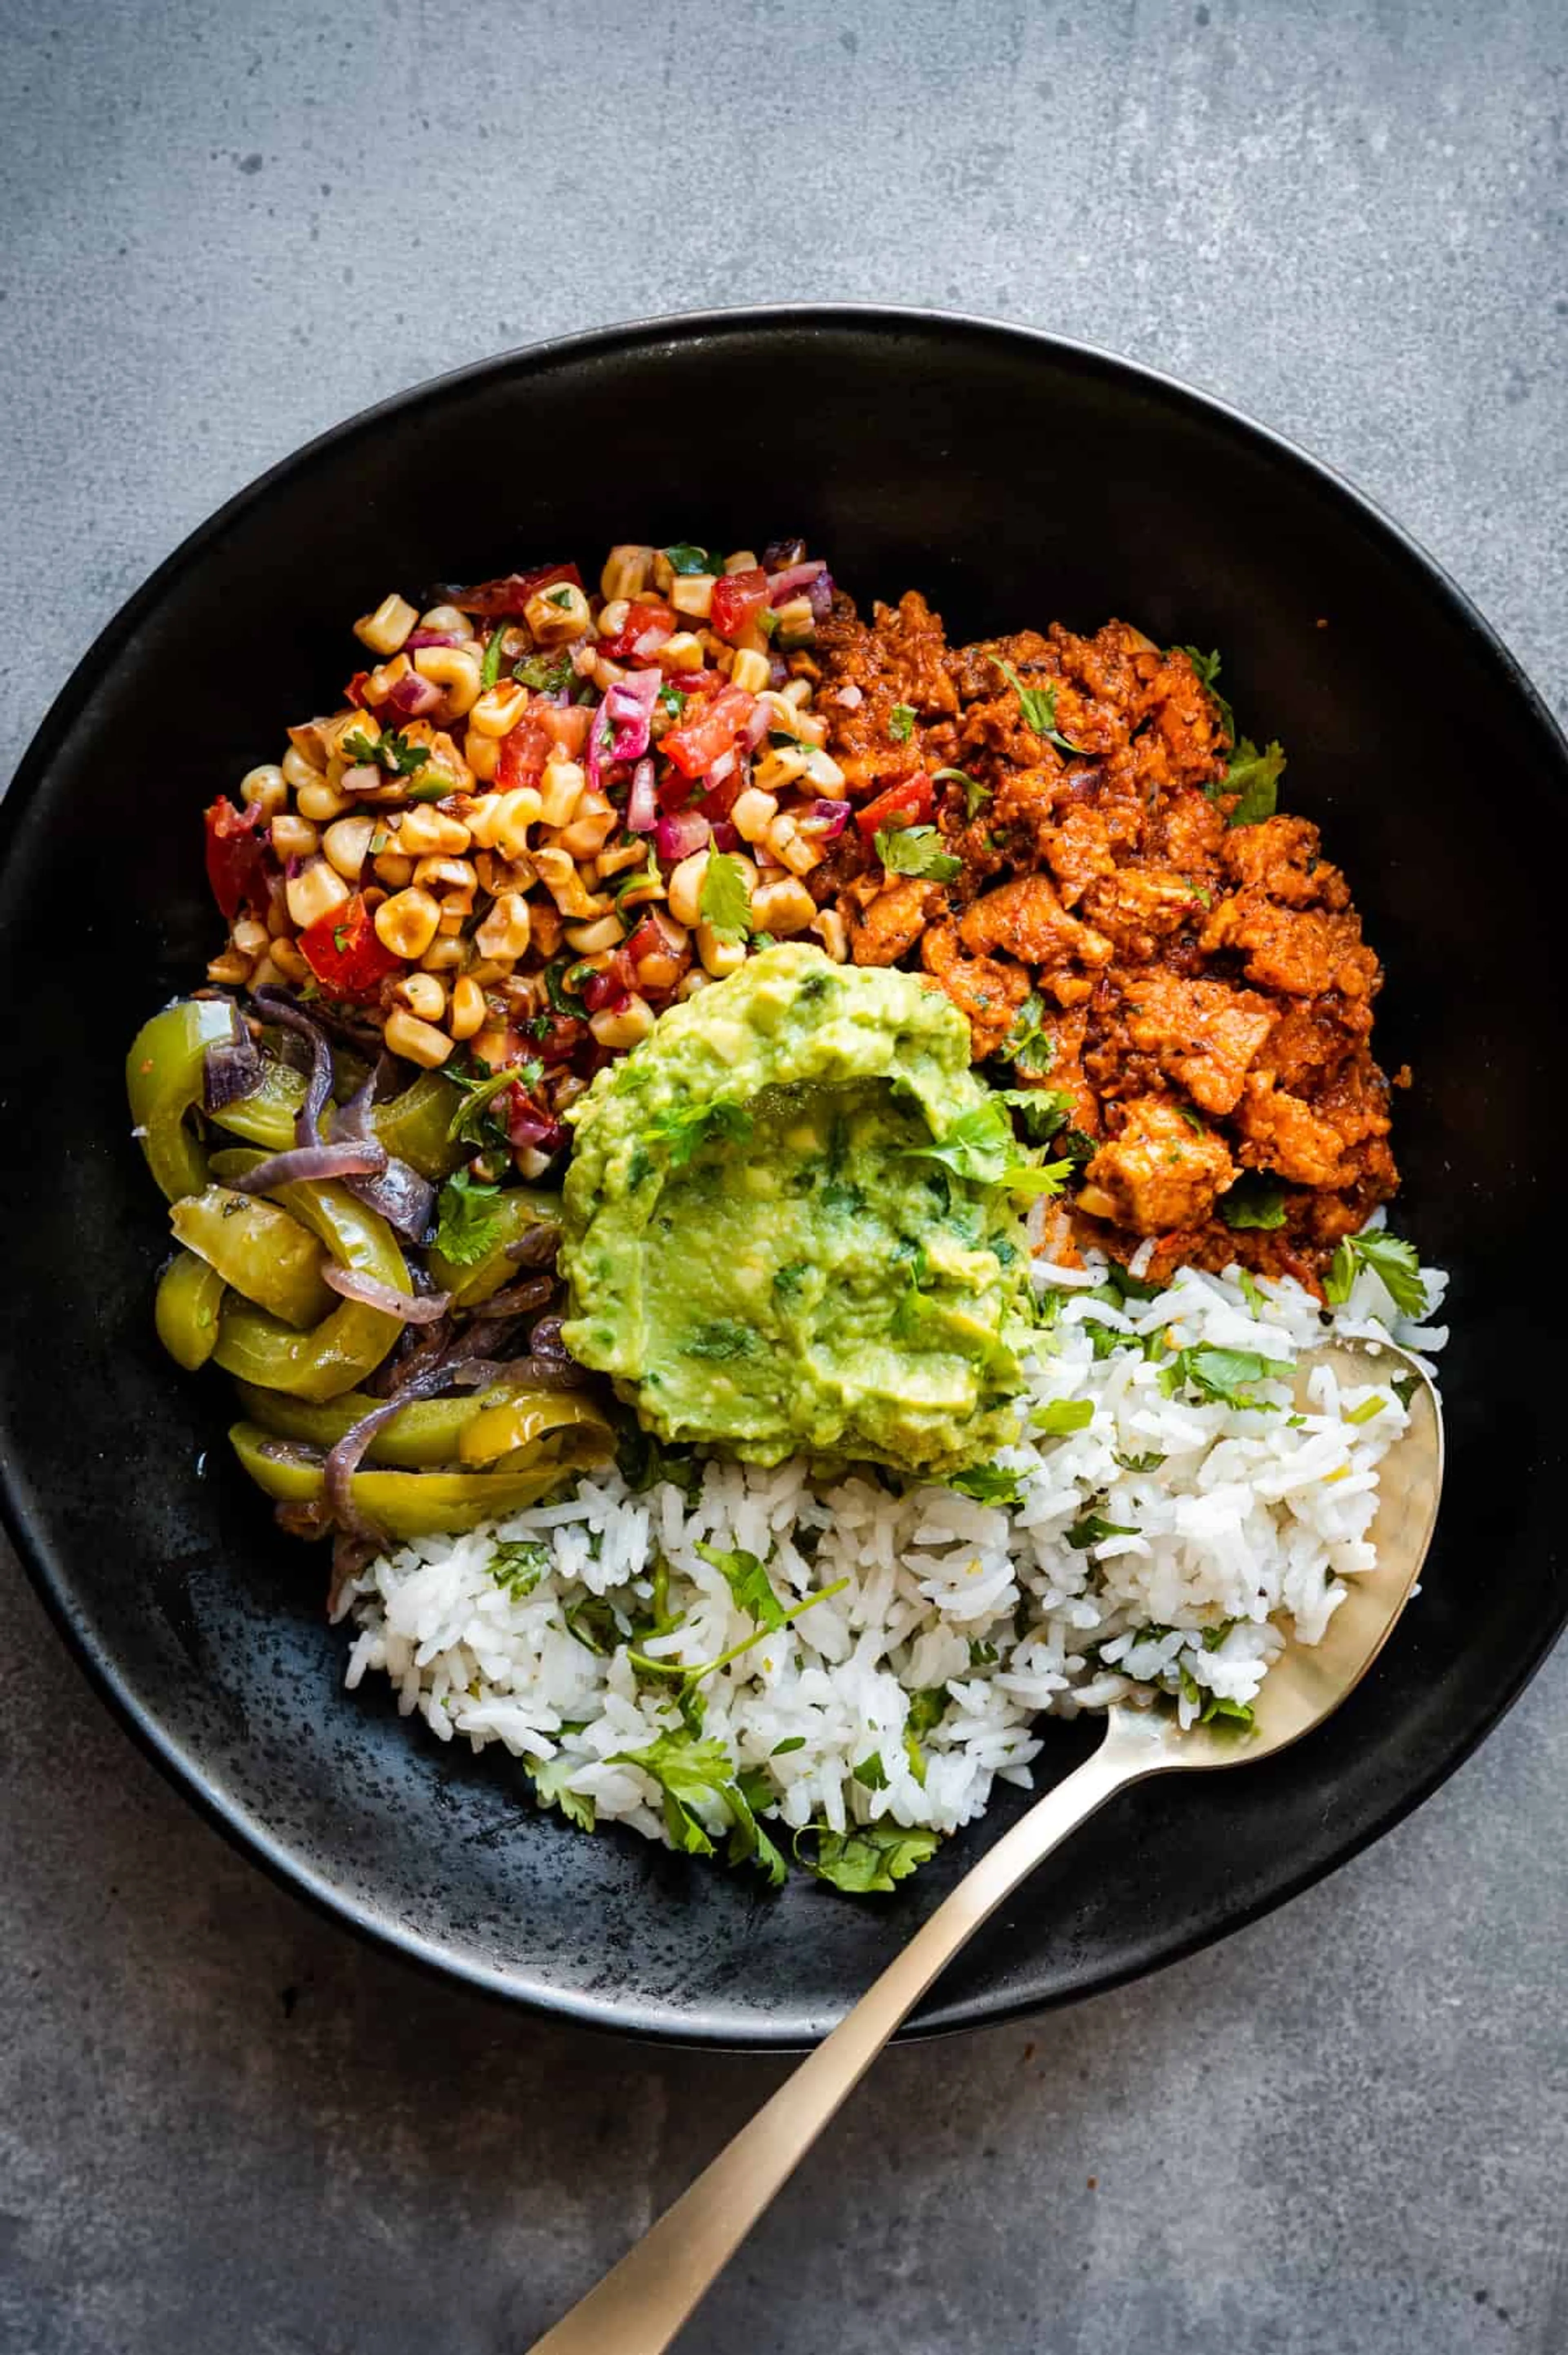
[372,850,415,890]
[524,582,592,645]
[651,551,676,596]
[751,877,819,936]
[399,804,472,857]
[753,741,813,795]
[729,648,771,696]
[449,975,486,1041]
[530,902,565,958]
[240,763,288,817]
[398,972,447,1024]
[601,544,654,602]
[695,922,746,978]
[811,907,849,963]
[773,595,815,641]
[670,573,715,620]
[557,796,617,859]
[676,970,710,1000]
[533,848,607,919]
[474,892,532,960]
[773,824,822,878]
[418,604,470,637]
[322,814,377,881]
[589,995,656,1050]
[354,594,419,657]
[384,1008,453,1068]
[468,785,541,858]
[666,849,711,930]
[591,654,628,692]
[279,744,324,794]
[374,887,441,961]
[537,755,585,829]
[419,937,467,972]
[800,745,846,793]
[780,678,813,707]
[596,838,653,879]
[206,949,253,986]
[296,776,353,823]
[270,937,311,983]
[413,855,478,901]
[731,787,779,844]
[660,631,706,673]
[468,681,529,738]
[271,812,319,861]
[412,645,482,718]
[564,912,625,954]
[231,917,270,958]
[597,598,630,640]
[723,549,760,575]
[466,731,501,783]
[285,859,351,930]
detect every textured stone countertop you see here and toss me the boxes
[2,2,1565,2349]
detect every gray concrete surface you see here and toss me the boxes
[2,0,1566,2348]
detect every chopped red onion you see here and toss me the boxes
[322,1265,451,1323]
[332,1075,437,1243]
[767,560,827,604]
[626,757,658,833]
[402,629,465,651]
[383,669,444,718]
[656,809,711,861]
[833,683,863,709]
[232,1139,388,1194]
[744,700,772,750]
[799,798,851,839]
[528,1313,570,1359]
[203,1004,261,1112]
[709,819,740,852]
[706,746,737,787]
[631,622,670,659]
[252,989,333,1148]
[580,967,629,1015]
[477,1274,556,1319]
[807,571,833,621]
[507,1098,570,1155]
[603,669,660,762]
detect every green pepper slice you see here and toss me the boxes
[207,1057,308,1152]
[154,1249,227,1371]
[209,1149,409,1401]
[228,1422,575,1535]
[372,1073,468,1182]
[458,1387,610,1465]
[233,1379,508,1467]
[170,1186,334,1328]
[127,999,240,1201]
[426,1188,563,1307]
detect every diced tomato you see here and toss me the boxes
[496,713,552,789]
[596,600,675,662]
[709,567,769,643]
[203,797,272,919]
[297,894,402,1004]
[537,700,591,755]
[699,766,745,823]
[855,774,934,841]
[343,669,372,709]
[661,685,757,780]
[445,562,583,617]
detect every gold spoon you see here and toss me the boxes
[526,1337,1443,2355]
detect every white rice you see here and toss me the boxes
[337,1236,1447,1868]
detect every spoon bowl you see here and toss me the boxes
[527,1331,1446,2355]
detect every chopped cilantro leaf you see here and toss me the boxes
[698,849,753,942]
[794,1820,940,1894]
[1066,1512,1138,1550]
[657,681,687,718]
[525,1753,596,1833]
[1220,1173,1288,1231]
[644,1098,754,1168]
[431,1170,506,1266]
[995,1084,1073,1142]
[343,725,432,779]
[1324,1229,1429,1318]
[513,650,574,694]
[694,1540,787,1633]
[771,1735,807,1757]
[662,543,713,575]
[949,1463,1027,1506]
[1218,737,1286,827]
[999,990,1053,1079]
[852,1751,889,1790]
[1178,645,1237,743]
[682,1318,764,1360]
[900,1098,1013,1185]
[991,656,1085,753]
[479,625,508,690]
[488,1539,553,1598]
[1033,1397,1095,1436]
[875,824,962,882]
[1171,1344,1294,1407]
[933,766,990,819]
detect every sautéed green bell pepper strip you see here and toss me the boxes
[154,1250,227,1371]
[169,1186,334,1329]
[426,1187,564,1307]
[206,1057,307,1153]
[207,1148,409,1401]
[228,1423,578,1537]
[370,1071,468,1182]
[127,999,241,1202]
[231,1379,608,1470]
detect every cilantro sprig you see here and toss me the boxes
[699,850,754,943]
[991,657,1086,754]
[431,1169,506,1265]
[1324,1229,1429,1319]
[876,824,961,882]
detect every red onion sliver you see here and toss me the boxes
[709,819,740,852]
[626,757,658,832]
[767,560,826,604]
[743,700,772,750]
[232,1140,388,1194]
[656,809,711,861]
[402,629,466,650]
[321,1265,450,1323]
[383,670,444,718]
[799,798,851,839]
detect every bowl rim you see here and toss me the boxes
[4,300,1566,2047]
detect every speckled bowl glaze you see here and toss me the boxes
[2,306,1564,2046]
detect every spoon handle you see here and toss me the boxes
[526,1728,1146,2355]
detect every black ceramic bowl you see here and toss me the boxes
[2,307,1564,2046]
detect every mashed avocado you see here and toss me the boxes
[559,944,1031,1474]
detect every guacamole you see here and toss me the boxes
[559,945,1032,1474]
